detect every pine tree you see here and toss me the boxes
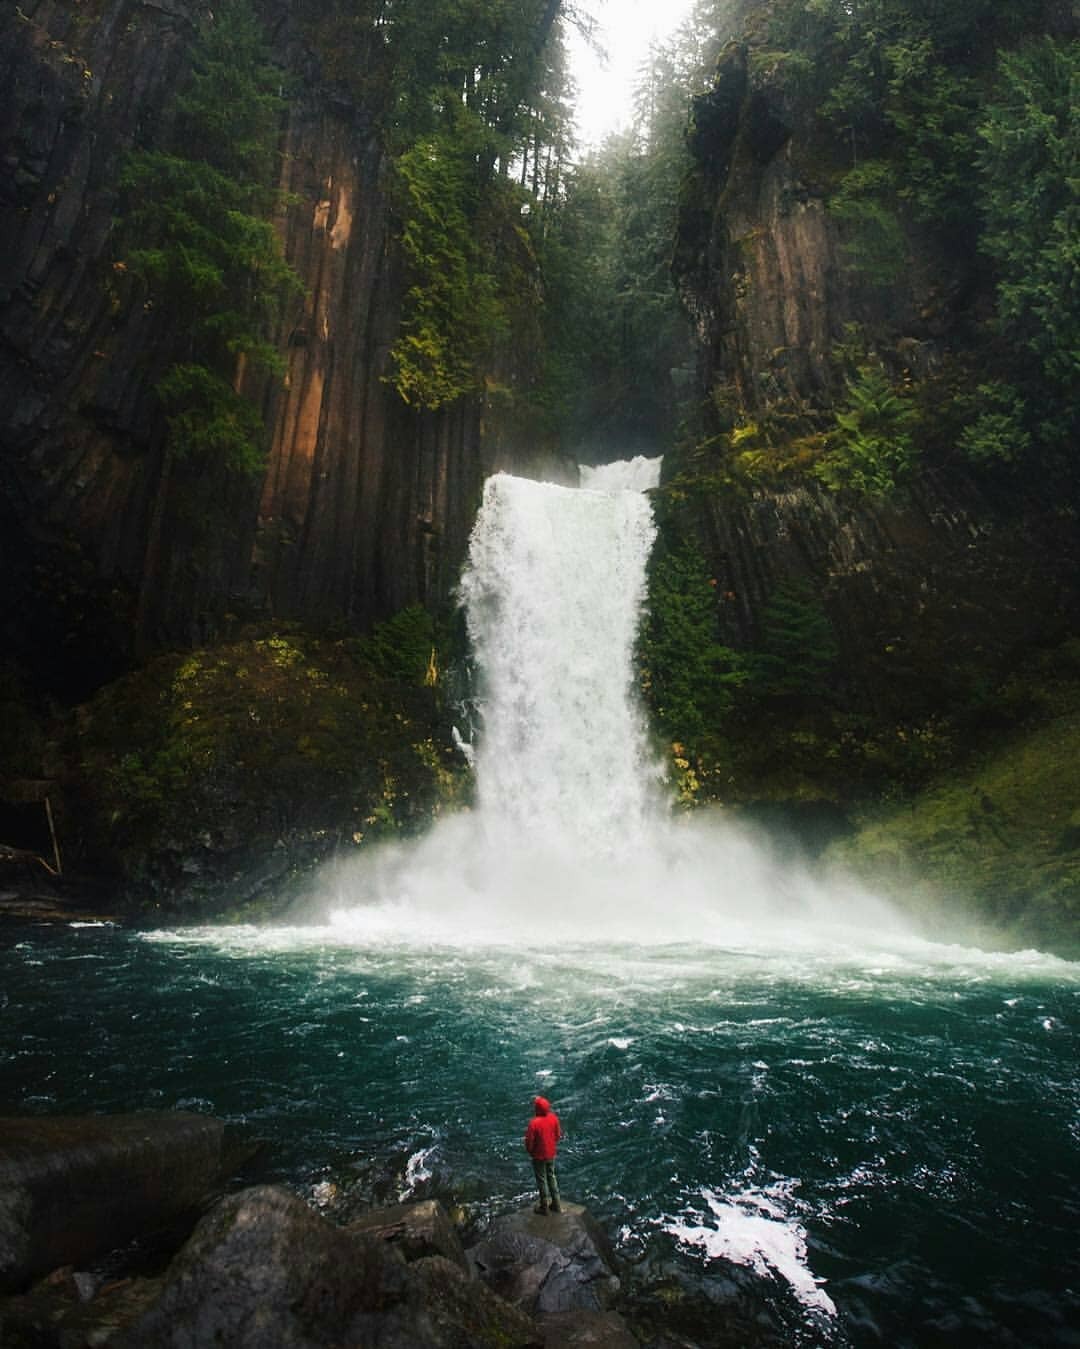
[120,0,301,474]
[749,580,839,700]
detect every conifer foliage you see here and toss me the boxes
[381,0,574,410]
[119,0,301,475]
[978,37,1080,405]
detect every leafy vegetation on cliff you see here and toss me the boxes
[660,0,1079,499]
[374,1,575,410]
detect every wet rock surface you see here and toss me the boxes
[0,1163,631,1348]
[0,1111,225,1294]
[469,1202,622,1315]
[347,1197,470,1274]
[109,1186,552,1348]
[117,1185,440,1348]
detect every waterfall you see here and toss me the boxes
[327,457,905,945]
[459,460,662,851]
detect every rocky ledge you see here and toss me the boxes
[0,1113,648,1348]
[0,1112,227,1295]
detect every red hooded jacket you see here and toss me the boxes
[524,1097,562,1161]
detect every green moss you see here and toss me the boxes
[825,688,1080,956]
[71,626,470,912]
[348,605,437,687]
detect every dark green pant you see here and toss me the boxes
[532,1158,560,1209]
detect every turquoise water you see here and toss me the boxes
[3,920,1078,1347]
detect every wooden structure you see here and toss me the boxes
[0,779,62,876]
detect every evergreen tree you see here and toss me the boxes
[380,0,575,410]
[641,544,746,742]
[120,0,301,474]
[977,37,1080,405]
[749,579,839,701]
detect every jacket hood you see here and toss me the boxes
[533,1096,551,1114]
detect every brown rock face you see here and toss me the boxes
[674,42,947,423]
[664,18,1080,737]
[665,469,1080,721]
[0,1,521,690]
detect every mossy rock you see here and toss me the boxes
[69,627,471,916]
[824,701,1080,957]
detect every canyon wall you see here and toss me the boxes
[665,18,1080,717]
[673,39,952,424]
[0,0,529,695]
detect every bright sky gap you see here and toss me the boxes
[568,0,700,147]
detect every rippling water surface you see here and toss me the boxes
[3,922,1077,1347]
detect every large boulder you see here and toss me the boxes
[410,1255,542,1348]
[347,1199,469,1273]
[120,1185,415,1348]
[121,1185,541,1349]
[469,1204,621,1316]
[0,1112,225,1294]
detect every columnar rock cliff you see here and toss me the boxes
[0,1,522,694]
[674,39,953,425]
[665,15,1080,704]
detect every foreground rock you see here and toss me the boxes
[0,1268,165,1349]
[0,1112,225,1294]
[469,1203,622,1315]
[347,1198,469,1273]
[0,1144,638,1349]
[537,1309,641,1347]
[120,1186,541,1348]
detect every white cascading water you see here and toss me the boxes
[327,456,906,945]
[459,459,662,850]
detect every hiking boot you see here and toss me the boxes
[533,1204,549,1215]
[549,1201,562,1213]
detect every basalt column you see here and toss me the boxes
[0,0,490,684]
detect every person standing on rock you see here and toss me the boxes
[524,1095,562,1215]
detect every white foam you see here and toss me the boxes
[579,455,663,492]
[404,1145,435,1194]
[457,470,662,850]
[665,1185,837,1317]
